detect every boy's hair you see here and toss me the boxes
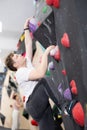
[5,52,17,71]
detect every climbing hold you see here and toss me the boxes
[31,119,38,126]
[58,83,63,96]
[61,33,70,48]
[71,87,77,95]
[42,6,48,13]
[29,18,38,33]
[46,0,60,8]
[37,21,41,27]
[46,69,50,76]
[72,102,84,127]
[53,0,60,8]
[46,0,53,5]
[62,69,67,76]
[63,88,72,101]
[20,33,25,42]
[70,80,78,95]
[48,61,55,70]
[54,49,61,61]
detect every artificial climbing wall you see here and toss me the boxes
[33,0,87,130]
[53,0,87,105]
[53,1,87,129]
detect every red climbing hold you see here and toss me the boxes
[46,0,60,8]
[71,87,77,95]
[54,49,61,61]
[37,21,41,27]
[61,33,70,48]
[72,102,84,127]
[62,69,67,76]
[53,0,60,8]
[31,119,38,126]
[70,80,78,95]
[46,0,53,5]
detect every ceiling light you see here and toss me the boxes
[0,21,2,32]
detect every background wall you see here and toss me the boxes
[0,70,39,130]
[0,0,35,59]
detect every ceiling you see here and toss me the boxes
[0,0,35,60]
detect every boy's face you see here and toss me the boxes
[12,53,25,69]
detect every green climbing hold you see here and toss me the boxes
[45,70,50,76]
[42,6,48,13]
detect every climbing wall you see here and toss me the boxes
[53,0,87,129]
[53,2,87,130]
[53,0,87,105]
[33,11,56,48]
[33,0,87,130]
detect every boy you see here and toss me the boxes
[5,18,61,130]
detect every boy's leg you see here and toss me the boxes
[26,82,51,122]
[26,77,63,130]
[41,77,64,107]
[39,105,55,130]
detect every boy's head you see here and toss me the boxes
[5,52,25,71]
[5,52,17,71]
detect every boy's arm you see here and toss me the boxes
[29,45,55,80]
[24,18,33,60]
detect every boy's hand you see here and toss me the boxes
[45,45,56,55]
[24,17,33,29]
